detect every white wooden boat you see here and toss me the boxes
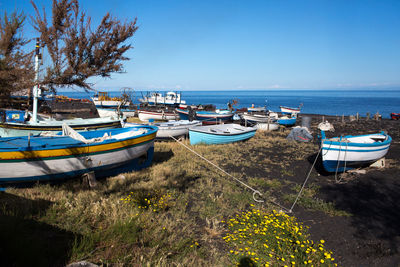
[0,125,157,184]
[255,122,279,131]
[125,120,202,140]
[320,131,392,172]
[280,105,302,115]
[92,91,130,108]
[97,107,136,118]
[139,91,186,105]
[189,124,257,145]
[241,113,276,123]
[247,106,266,112]
[0,109,122,137]
[138,110,178,121]
[176,109,234,125]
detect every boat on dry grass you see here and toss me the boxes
[138,109,178,121]
[189,124,257,145]
[176,108,234,125]
[125,120,201,140]
[0,124,157,184]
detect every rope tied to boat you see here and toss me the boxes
[169,135,302,213]
[288,144,323,213]
[334,138,348,183]
[169,135,265,203]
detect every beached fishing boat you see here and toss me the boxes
[0,109,122,137]
[138,109,178,121]
[278,116,297,126]
[390,113,400,120]
[247,106,266,112]
[189,124,257,145]
[320,131,392,172]
[91,91,131,108]
[126,120,202,140]
[280,105,302,115]
[241,113,277,123]
[97,107,136,118]
[0,125,157,184]
[139,91,186,105]
[176,109,234,125]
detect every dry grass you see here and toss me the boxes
[0,129,346,266]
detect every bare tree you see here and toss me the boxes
[0,11,34,97]
[31,0,138,91]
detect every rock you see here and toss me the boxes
[66,261,99,267]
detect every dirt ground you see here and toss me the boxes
[282,114,400,267]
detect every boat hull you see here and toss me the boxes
[176,109,233,125]
[189,124,256,145]
[92,99,130,108]
[280,106,301,115]
[0,126,157,183]
[321,132,391,172]
[278,117,296,126]
[0,117,122,137]
[97,108,136,118]
[138,110,178,121]
[242,113,274,123]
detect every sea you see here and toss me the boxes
[59,89,400,119]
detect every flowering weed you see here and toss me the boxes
[121,190,173,212]
[223,207,337,266]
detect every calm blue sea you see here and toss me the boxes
[59,89,400,119]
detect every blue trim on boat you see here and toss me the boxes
[189,129,256,145]
[322,159,375,172]
[322,146,390,153]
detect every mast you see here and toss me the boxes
[32,38,41,123]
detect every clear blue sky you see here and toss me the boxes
[2,0,400,91]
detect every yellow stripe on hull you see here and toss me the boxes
[0,132,156,160]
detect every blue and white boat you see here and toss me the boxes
[280,105,302,115]
[278,116,297,126]
[189,124,257,145]
[176,108,234,125]
[125,120,201,140]
[139,91,186,105]
[0,109,123,137]
[320,131,392,172]
[0,125,157,184]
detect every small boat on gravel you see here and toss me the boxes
[280,105,302,115]
[97,107,136,118]
[0,125,157,184]
[138,109,178,121]
[247,106,266,112]
[176,108,234,125]
[125,120,201,140]
[189,124,257,145]
[320,130,392,172]
[278,115,297,126]
[92,91,131,108]
[241,112,277,123]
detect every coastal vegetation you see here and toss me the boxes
[1,0,137,97]
[0,125,340,266]
[0,117,399,265]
